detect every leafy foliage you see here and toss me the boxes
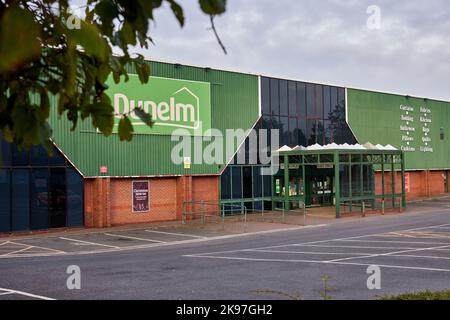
[0,0,227,151]
[381,290,450,300]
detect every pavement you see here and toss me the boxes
[0,197,449,300]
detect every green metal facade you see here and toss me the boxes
[50,61,260,177]
[347,88,450,171]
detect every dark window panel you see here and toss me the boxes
[49,168,66,228]
[314,84,324,119]
[0,136,11,166]
[289,118,298,147]
[11,145,28,166]
[324,120,332,145]
[30,169,49,230]
[280,116,289,146]
[221,167,232,200]
[231,166,242,199]
[30,145,49,167]
[261,77,271,115]
[270,78,280,116]
[288,81,297,117]
[263,174,272,197]
[0,169,11,232]
[338,87,346,109]
[67,167,84,227]
[12,169,30,231]
[279,80,288,116]
[297,82,307,118]
[243,166,253,199]
[298,118,307,147]
[253,167,263,198]
[323,86,332,121]
[330,87,339,114]
[307,120,324,146]
[49,147,66,166]
[306,83,315,118]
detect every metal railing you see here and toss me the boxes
[270,199,307,225]
[182,201,247,225]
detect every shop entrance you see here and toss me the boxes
[305,167,334,207]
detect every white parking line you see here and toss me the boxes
[296,244,421,250]
[59,237,120,249]
[3,246,34,256]
[183,254,450,273]
[339,239,450,245]
[249,249,376,256]
[145,230,208,239]
[104,233,166,243]
[327,244,450,263]
[8,241,66,254]
[0,288,55,300]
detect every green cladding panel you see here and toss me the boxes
[347,88,450,170]
[50,61,260,177]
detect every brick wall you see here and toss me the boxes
[375,170,448,201]
[84,175,219,228]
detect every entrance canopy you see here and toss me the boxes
[274,143,406,218]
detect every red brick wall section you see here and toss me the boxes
[84,176,219,228]
[375,170,447,201]
[110,178,177,226]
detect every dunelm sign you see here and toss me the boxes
[106,75,211,136]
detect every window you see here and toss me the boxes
[0,138,11,166]
[296,82,307,118]
[288,81,297,117]
[279,80,288,116]
[441,127,445,140]
[243,166,253,199]
[231,167,242,199]
[323,86,331,120]
[306,83,315,118]
[253,167,263,198]
[220,167,232,200]
[12,145,28,166]
[261,77,271,115]
[12,169,30,231]
[0,169,11,232]
[270,79,280,115]
[30,169,49,230]
[67,167,84,227]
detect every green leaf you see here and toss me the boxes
[118,116,134,141]
[167,0,185,26]
[0,6,41,73]
[199,0,227,15]
[94,0,118,36]
[68,21,109,62]
[1,126,14,143]
[91,102,114,136]
[134,107,153,127]
[119,21,137,46]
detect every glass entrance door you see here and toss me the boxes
[306,175,334,206]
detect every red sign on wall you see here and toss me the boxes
[405,173,410,193]
[100,166,108,174]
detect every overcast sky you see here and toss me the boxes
[133,0,450,101]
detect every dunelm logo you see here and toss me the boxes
[114,87,200,130]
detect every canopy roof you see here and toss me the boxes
[275,142,400,154]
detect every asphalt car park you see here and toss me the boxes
[0,198,449,300]
[185,223,450,274]
[0,228,213,258]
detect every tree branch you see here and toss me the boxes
[209,15,227,55]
